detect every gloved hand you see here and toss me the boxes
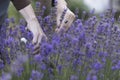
[27,19,47,54]
[55,0,75,33]
[19,4,47,54]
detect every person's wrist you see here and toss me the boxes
[26,17,38,23]
[26,16,45,33]
[26,18,38,30]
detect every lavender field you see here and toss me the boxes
[0,2,120,80]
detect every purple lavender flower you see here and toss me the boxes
[92,61,103,70]
[0,72,11,80]
[10,17,15,24]
[70,75,78,80]
[34,54,43,63]
[92,75,97,80]
[40,63,47,71]
[86,70,97,80]
[30,70,44,80]
[36,1,41,8]
[57,65,62,74]
[0,60,4,69]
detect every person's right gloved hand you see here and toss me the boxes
[19,4,47,54]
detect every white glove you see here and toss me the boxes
[19,4,47,54]
[55,0,75,33]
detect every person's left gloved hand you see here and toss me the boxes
[55,0,75,33]
[19,4,47,54]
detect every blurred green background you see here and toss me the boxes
[8,0,88,23]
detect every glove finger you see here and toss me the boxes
[33,34,46,55]
[34,43,40,51]
[55,27,59,33]
[32,33,39,45]
[63,13,75,31]
[33,47,40,55]
[38,34,43,45]
[57,15,61,27]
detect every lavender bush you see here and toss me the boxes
[0,2,120,80]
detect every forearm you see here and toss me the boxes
[11,0,37,24]
[56,0,67,7]
[19,4,44,33]
[11,0,43,33]
[19,4,37,23]
[11,0,36,23]
[19,4,44,34]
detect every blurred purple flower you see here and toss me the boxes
[30,70,44,80]
[0,72,11,80]
[36,1,41,8]
[70,75,78,80]
[57,65,62,74]
[92,61,103,70]
[92,75,97,80]
[0,60,4,69]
